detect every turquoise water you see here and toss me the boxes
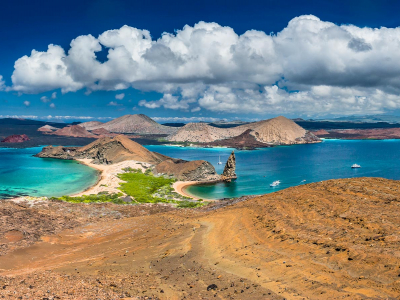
[146,140,400,199]
[0,147,98,199]
[1,140,400,200]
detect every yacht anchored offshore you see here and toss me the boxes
[270,180,281,187]
[351,164,361,168]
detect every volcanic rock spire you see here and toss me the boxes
[221,151,237,182]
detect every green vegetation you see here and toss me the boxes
[50,192,124,204]
[51,167,208,208]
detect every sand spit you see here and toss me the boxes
[72,159,151,196]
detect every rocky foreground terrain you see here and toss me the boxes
[1,177,400,299]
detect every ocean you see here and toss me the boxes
[1,140,400,199]
[146,139,400,199]
[0,147,98,199]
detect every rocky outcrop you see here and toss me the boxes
[221,151,237,182]
[34,146,78,159]
[1,134,30,143]
[51,125,97,138]
[154,159,219,181]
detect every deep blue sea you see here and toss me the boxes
[1,140,400,199]
[146,139,400,199]
[0,147,98,199]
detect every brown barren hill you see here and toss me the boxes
[90,128,118,137]
[1,134,30,143]
[2,178,400,299]
[76,134,167,164]
[168,116,319,145]
[87,114,178,134]
[167,122,244,143]
[52,125,97,138]
[242,116,320,144]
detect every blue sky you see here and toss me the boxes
[2,0,400,122]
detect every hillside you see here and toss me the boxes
[168,116,319,145]
[2,178,400,298]
[51,125,97,138]
[87,114,178,135]
[167,122,244,143]
[243,116,320,145]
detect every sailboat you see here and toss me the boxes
[217,155,223,165]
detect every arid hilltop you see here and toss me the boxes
[1,177,400,299]
[168,116,320,146]
[80,114,178,135]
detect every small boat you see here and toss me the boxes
[270,180,281,187]
[351,164,361,168]
[301,179,306,183]
[217,155,223,165]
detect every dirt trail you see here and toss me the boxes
[2,178,400,299]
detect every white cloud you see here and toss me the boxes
[49,103,56,108]
[40,96,51,103]
[139,94,193,110]
[51,92,57,99]
[8,16,400,115]
[23,100,30,107]
[107,101,119,106]
[0,75,5,91]
[115,93,125,100]
[191,107,201,112]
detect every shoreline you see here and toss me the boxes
[71,159,151,197]
[173,180,221,201]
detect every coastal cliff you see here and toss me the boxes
[154,160,219,181]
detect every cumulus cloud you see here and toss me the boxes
[51,92,57,99]
[23,100,30,107]
[107,101,119,106]
[139,94,194,110]
[49,103,56,108]
[115,93,125,100]
[0,75,5,91]
[40,96,51,103]
[8,15,400,115]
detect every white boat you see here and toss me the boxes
[351,164,361,168]
[270,180,281,187]
[217,155,223,165]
